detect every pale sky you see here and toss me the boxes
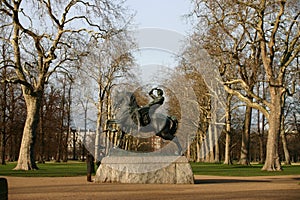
[126,0,192,33]
[126,0,193,84]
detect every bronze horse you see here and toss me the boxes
[108,91,182,154]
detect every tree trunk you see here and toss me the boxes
[63,84,72,162]
[72,129,77,160]
[95,103,103,162]
[224,95,232,165]
[214,124,220,163]
[196,139,201,162]
[1,47,7,165]
[259,134,265,164]
[94,110,103,162]
[208,124,215,162]
[239,105,252,165]
[223,131,232,165]
[186,134,191,160]
[262,89,282,171]
[280,113,291,165]
[259,111,266,164]
[14,91,41,170]
[56,130,62,162]
[0,82,6,165]
[38,99,45,164]
[281,132,291,165]
[257,81,264,164]
[281,115,291,165]
[1,132,6,165]
[82,105,87,162]
[8,88,16,162]
[200,137,206,162]
[204,138,210,162]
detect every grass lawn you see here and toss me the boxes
[191,162,300,176]
[0,161,300,177]
[0,161,87,177]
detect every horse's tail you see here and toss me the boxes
[169,116,178,135]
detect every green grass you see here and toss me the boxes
[0,161,87,177]
[191,162,300,176]
[1,161,300,177]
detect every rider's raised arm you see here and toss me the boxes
[149,88,156,99]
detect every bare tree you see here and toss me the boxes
[63,76,72,162]
[0,9,14,165]
[54,75,73,162]
[171,67,210,162]
[191,0,300,171]
[4,80,25,162]
[180,35,227,163]
[281,87,300,164]
[0,45,9,165]
[76,33,135,162]
[0,0,131,170]
[36,84,66,162]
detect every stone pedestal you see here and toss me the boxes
[94,156,194,184]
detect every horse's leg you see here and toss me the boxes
[152,116,182,155]
[156,126,182,155]
[165,116,177,135]
[172,136,183,155]
[158,132,183,155]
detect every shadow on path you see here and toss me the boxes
[194,178,270,184]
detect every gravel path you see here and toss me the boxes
[5,175,300,200]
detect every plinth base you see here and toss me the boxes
[94,156,194,184]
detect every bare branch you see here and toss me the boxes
[224,79,271,108]
[224,84,269,119]
[43,0,60,27]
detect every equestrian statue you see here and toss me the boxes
[107,88,182,154]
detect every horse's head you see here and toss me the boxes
[112,91,140,133]
[113,91,139,119]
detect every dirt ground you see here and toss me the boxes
[5,175,300,200]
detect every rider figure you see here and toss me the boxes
[135,88,164,126]
[147,88,164,117]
